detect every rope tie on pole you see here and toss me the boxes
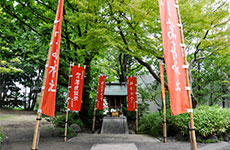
[180,43,186,47]
[187,109,193,113]
[182,65,189,69]
[185,87,191,91]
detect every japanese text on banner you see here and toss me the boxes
[127,77,137,111]
[68,65,85,111]
[41,0,64,117]
[96,76,106,110]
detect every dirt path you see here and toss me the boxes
[1,109,230,150]
[0,109,58,150]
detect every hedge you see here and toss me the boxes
[139,105,230,141]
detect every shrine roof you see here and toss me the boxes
[104,82,127,96]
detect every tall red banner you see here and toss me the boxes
[159,0,189,115]
[41,0,64,117]
[68,65,85,111]
[96,76,106,110]
[127,77,137,111]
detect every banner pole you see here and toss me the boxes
[159,62,167,143]
[175,1,197,149]
[92,107,97,133]
[31,16,58,150]
[135,109,138,134]
[31,1,63,148]
[64,62,73,142]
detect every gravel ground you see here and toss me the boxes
[1,109,230,150]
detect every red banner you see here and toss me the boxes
[159,0,189,115]
[127,77,137,111]
[68,65,85,111]
[96,76,106,110]
[41,0,64,117]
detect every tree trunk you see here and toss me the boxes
[209,81,214,106]
[79,58,92,127]
[0,74,3,108]
[30,92,38,110]
[197,62,201,99]
[119,53,128,83]
[221,84,226,108]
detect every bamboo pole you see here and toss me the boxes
[64,62,73,142]
[31,16,57,150]
[92,107,97,133]
[160,62,167,143]
[175,1,197,149]
[135,109,138,134]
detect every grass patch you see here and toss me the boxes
[0,115,15,121]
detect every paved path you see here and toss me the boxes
[67,134,230,150]
[90,143,138,150]
[2,110,230,150]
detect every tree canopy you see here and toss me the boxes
[0,0,229,125]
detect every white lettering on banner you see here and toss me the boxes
[54,20,60,24]
[48,79,56,92]
[172,61,181,76]
[55,31,59,37]
[74,90,79,95]
[166,19,176,39]
[167,1,171,17]
[75,80,80,85]
[74,86,79,90]
[72,71,82,102]
[176,79,181,91]
[49,60,57,78]
[52,52,57,60]
[76,72,81,79]
[170,41,177,60]
[166,0,182,91]
[160,0,164,5]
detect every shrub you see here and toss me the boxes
[139,105,230,141]
[54,112,84,128]
[49,112,84,137]
[170,105,230,138]
[139,112,163,137]
[0,128,3,150]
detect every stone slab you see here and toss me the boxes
[199,141,230,150]
[90,143,138,150]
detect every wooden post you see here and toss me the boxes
[64,62,73,142]
[175,1,197,149]
[163,114,167,143]
[136,109,138,134]
[92,107,97,133]
[160,62,167,143]
[188,122,193,150]
[31,47,51,149]
[120,98,122,114]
